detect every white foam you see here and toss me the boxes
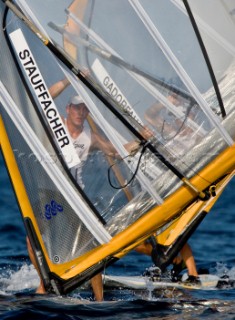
[0,264,39,293]
[215,262,235,279]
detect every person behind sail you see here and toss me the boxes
[62,94,140,189]
[26,94,105,301]
[144,92,211,156]
[64,95,92,189]
[132,92,201,283]
[27,78,150,301]
[52,80,200,287]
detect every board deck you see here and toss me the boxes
[103,274,234,290]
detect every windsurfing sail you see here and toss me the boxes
[148,170,235,270]
[1,0,235,294]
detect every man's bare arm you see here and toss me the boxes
[91,127,152,158]
[49,78,70,99]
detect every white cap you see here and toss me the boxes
[68,95,84,105]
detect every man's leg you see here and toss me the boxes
[136,241,198,278]
[26,237,46,294]
[90,273,103,301]
[27,236,104,299]
[135,242,152,256]
[179,243,198,277]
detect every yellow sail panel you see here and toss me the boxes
[156,171,234,247]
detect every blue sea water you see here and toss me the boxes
[0,153,235,320]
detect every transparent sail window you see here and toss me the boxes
[7,0,235,235]
[186,0,235,120]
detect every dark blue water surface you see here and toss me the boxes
[0,153,235,320]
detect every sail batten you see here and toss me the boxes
[15,0,50,40]
[171,0,235,57]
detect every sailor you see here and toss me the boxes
[49,77,150,188]
[27,77,150,301]
[144,92,212,156]
[62,94,139,188]
[63,92,200,284]
[138,93,201,283]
